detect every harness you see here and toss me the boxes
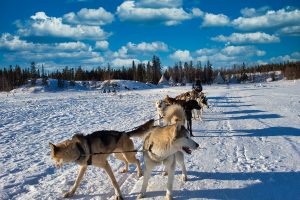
[75,138,93,165]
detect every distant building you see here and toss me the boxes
[229,75,239,83]
[158,74,169,85]
[213,72,225,84]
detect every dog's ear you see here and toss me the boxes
[49,142,58,152]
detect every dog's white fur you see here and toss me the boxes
[193,97,208,121]
[155,100,167,125]
[163,104,186,126]
[138,105,198,199]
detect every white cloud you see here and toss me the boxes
[0,33,35,50]
[202,13,230,27]
[232,7,300,30]
[196,48,218,56]
[194,45,267,67]
[63,7,114,26]
[278,25,300,36]
[169,50,192,62]
[136,0,182,8]
[18,12,111,40]
[95,41,109,50]
[112,41,168,60]
[0,33,90,52]
[111,58,140,67]
[126,41,168,52]
[192,8,204,17]
[116,1,200,26]
[240,6,270,17]
[270,51,300,63]
[0,33,104,67]
[113,46,129,58]
[222,45,265,57]
[212,32,280,44]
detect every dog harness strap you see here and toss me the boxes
[76,143,85,162]
[148,142,161,162]
[86,137,93,165]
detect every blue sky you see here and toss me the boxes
[0,0,300,71]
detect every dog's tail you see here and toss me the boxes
[163,104,186,126]
[127,119,155,137]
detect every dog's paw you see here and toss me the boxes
[162,171,168,176]
[166,194,172,200]
[63,191,74,198]
[181,174,187,182]
[115,195,123,200]
[137,193,145,199]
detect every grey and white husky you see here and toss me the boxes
[131,109,199,199]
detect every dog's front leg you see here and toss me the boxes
[64,165,87,198]
[137,157,155,199]
[164,156,176,200]
[199,108,203,121]
[176,152,187,182]
[102,161,123,200]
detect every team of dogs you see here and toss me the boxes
[49,89,209,200]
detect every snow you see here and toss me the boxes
[0,80,300,200]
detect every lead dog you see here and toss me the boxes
[49,119,154,200]
[133,109,199,199]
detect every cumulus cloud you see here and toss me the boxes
[95,41,109,50]
[202,13,230,27]
[113,46,129,58]
[63,7,114,26]
[232,7,300,30]
[0,33,104,67]
[0,33,90,52]
[116,1,200,26]
[195,48,218,56]
[112,41,168,60]
[240,6,270,17]
[111,58,140,67]
[212,32,280,44]
[278,25,300,36]
[136,0,183,8]
[127,41,168,52]
[18,12,111,40]
[222,45,266,57]
[194,45,267,67]
[169,50,192,61]
[270,51,300,63]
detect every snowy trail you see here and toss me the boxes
[1,81,300,200]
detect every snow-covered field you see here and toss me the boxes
[1,80,300,200]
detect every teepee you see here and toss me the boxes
[213,72,225,84]
[158,74,168,85]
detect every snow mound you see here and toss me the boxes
[101,79,158,90]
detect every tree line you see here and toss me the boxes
[0,55,300,91]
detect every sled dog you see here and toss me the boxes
[132,123,199,199]
[193,95,209,121]
[155,100,167,125]
[49,119,154,200]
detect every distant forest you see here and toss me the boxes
[0,55,300,91]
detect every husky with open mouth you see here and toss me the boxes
[134,122,199,200]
